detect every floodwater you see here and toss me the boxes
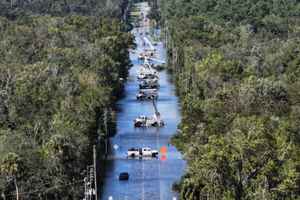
[100,2,186,200]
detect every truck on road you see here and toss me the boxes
[127,147,159,158]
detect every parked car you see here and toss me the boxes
[119,172,129,181]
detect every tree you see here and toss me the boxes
[155,0,300,198]
[0,153,22,200]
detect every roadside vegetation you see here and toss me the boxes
[0,0,134,199]
[149,0,300,199]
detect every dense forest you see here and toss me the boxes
[0,0,129,19]
[149,0,300,199]
[0,0,134,199]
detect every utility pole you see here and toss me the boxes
[84,167,91,200]
[83,177,87,200]
[89,166,94,200]
[93,145,98,200]
[104,108,108,156]
[83,160,97,200]
[14,177,19,200]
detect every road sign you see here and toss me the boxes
[160,146,167,154]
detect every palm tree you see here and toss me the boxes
[0,153,21,200]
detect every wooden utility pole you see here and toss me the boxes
[93,145,98,200]
[14,177,19,200]
[104,109,108,156]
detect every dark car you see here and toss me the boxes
[119,172,129,181]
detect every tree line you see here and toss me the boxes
[0,0,130,19]
[0,0,134,199]
[149,0,300,199]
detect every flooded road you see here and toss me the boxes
[100,2,186,200]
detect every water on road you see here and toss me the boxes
[100,2,186,200]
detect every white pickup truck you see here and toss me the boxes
[134,115,164,127]
[127,147,159,158]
